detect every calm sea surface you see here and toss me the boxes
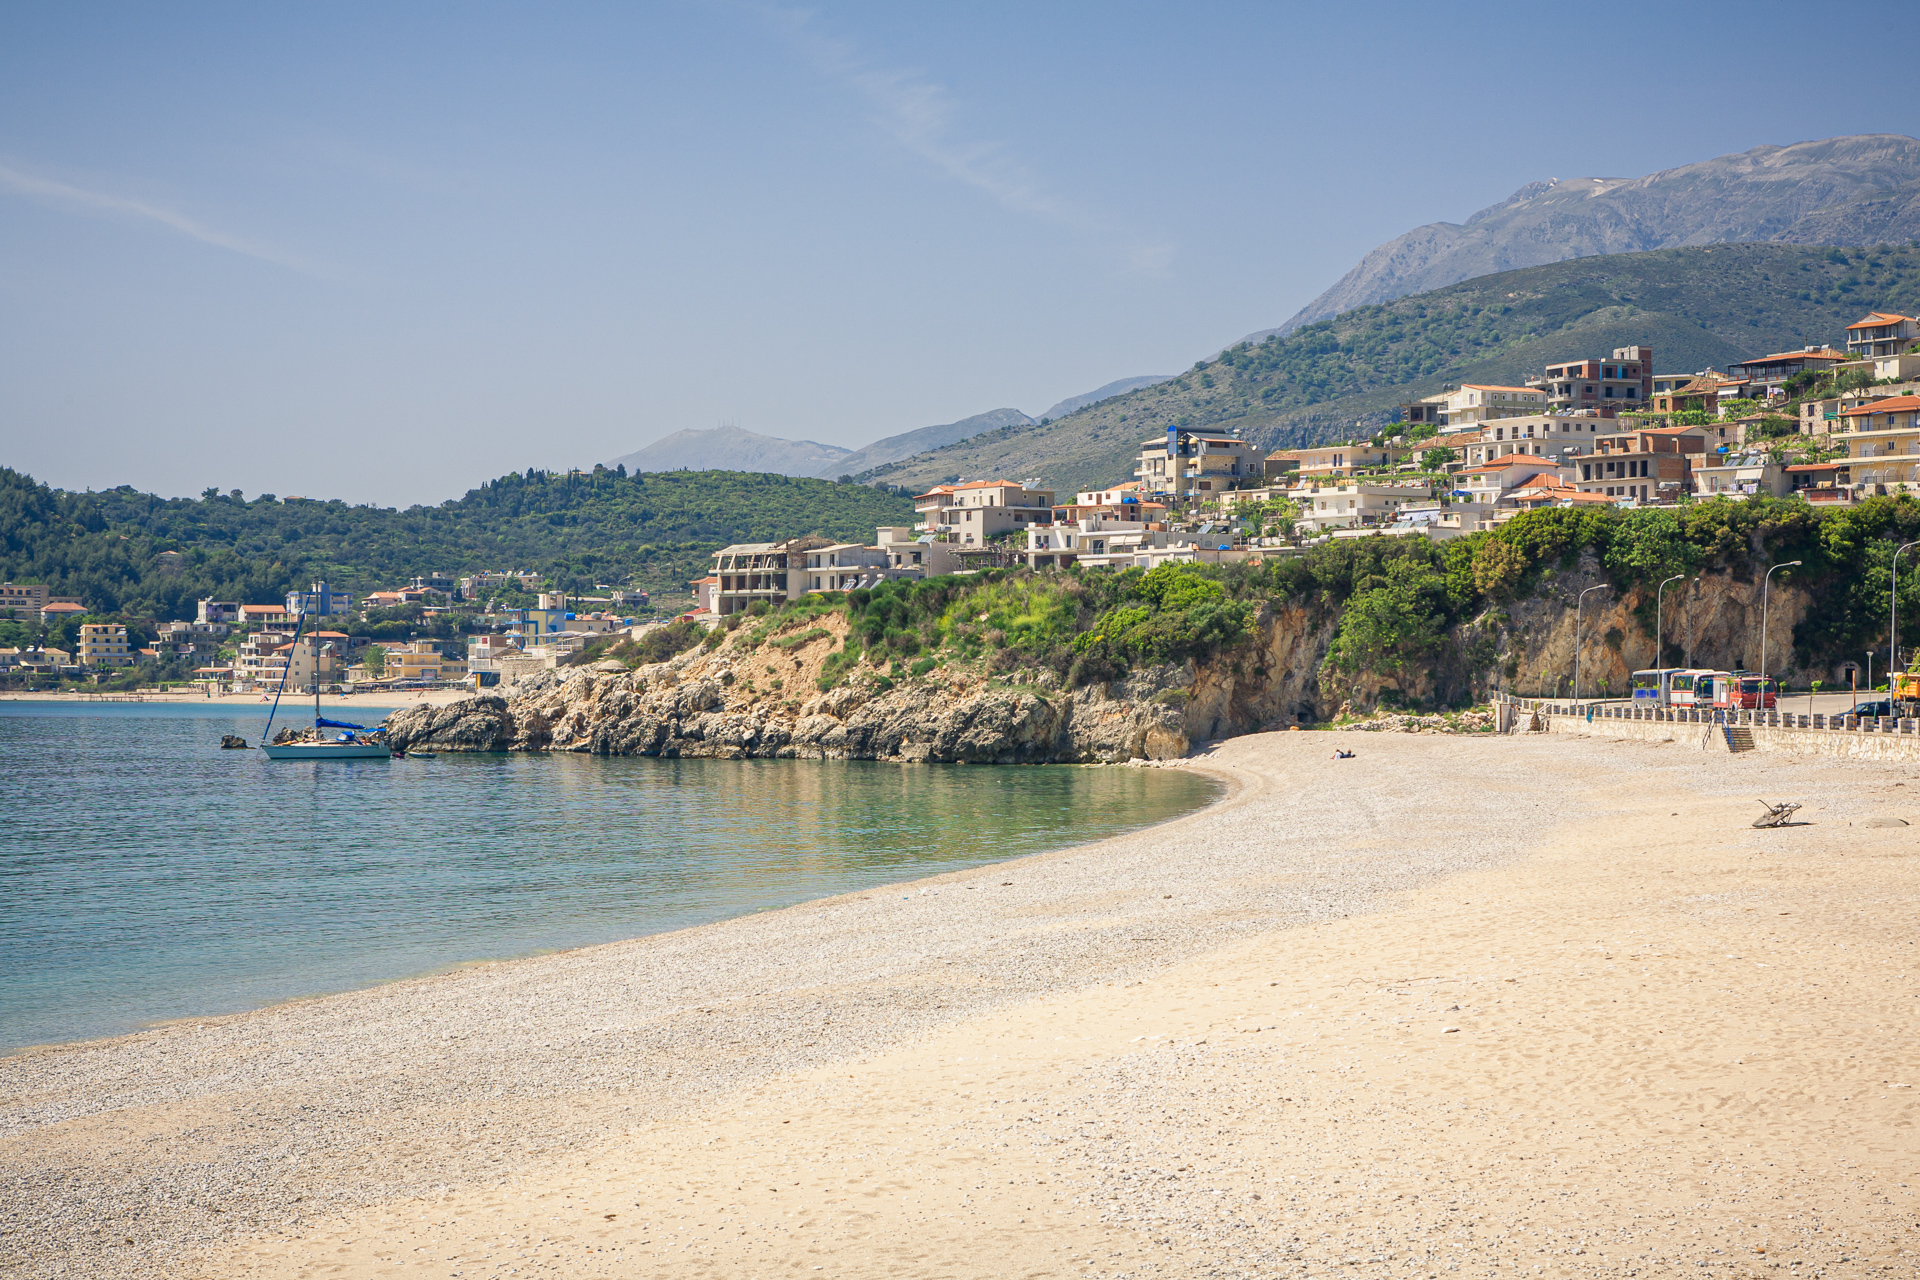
[0,701,1218,1052]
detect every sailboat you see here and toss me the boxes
[259,611,392,761]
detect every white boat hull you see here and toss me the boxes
[261,742,392,760]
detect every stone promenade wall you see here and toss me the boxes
[1535,706,1920,763]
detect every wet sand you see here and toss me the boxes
[5,730,1917,1278]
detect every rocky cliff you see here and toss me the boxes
[385,559,1835,762]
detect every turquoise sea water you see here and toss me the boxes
[0,701,1218,1052]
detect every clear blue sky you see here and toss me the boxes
[4,1,1917,506]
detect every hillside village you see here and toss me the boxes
[5,303,1920,695]
[692,307,1920,614]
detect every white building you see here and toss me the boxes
[803,543,896,592]
[1023,519,1154,570]
[911,480,1055,545]
[877,527,960,576]
[1289,482,1436,535]
[1456,455,1569,506]
[1134,430,1263,498]
[1436,384,1549,425]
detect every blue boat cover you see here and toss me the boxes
[316,717,370,730]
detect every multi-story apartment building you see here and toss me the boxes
[77,623,132,667]
[1526,346,1654,415]
[912,480,1055,544]
[1456,456,1569,507]
[876,527,960,576]
[1133,430,1262,499]
[1289,482,1436,533]
[1725,346,1849,398]
[1567,427,1708,502]
[1845,311,1918,359]
[1,583,48,619]
[1023,519,1147,569]
[801,543,896,593]
[239,604,291,627]
[233,631,347,690]
[705,538,831,616]
[197,599,241,625]
[1833,395,1920,490]
[1649,373,1728,416]
[285,580,353,618]
[1468,414,1621,458]
[1271,442,1401,482]
[502,592,571,640]
[1400,384,1548,427]
[1436,384,1549,425]
[1693,459,1791,499]
[380,641,465,684]
[466,634,522,673]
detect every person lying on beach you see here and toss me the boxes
[1333,749,1355,759]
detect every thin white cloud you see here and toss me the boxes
[0,162,330,276]
[750,5,1175,274]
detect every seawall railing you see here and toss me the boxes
[1493,691,1920,759]
[1499,694,1919,736]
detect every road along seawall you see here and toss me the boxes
[1539,709,1920,763]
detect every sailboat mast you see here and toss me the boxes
[260,608,309,747]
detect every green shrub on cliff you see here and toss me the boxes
[1072,566,1250,671]
[1323,554,1455,675]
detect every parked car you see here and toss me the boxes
[1847,699,1892,719]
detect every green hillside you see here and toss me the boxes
[0,467,914,620]
[864,242,1920,497]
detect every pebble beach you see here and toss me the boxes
[5,729,1917,1278]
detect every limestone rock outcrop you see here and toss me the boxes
[383,649,1198,764]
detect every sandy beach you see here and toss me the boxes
[5,729,1918,1278]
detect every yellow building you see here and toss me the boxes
[1837,395,1920,490]
[77,623,133,667]
[382,643,467,683]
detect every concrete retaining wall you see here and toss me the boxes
[1539,711,1920,762]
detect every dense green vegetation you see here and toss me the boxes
[0,466,915,621]
[867,242,1920,498]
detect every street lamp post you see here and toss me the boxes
[1574,583,1610,702]
[1656,573,1686,692]
[1759,560,1803,693]
[1891,540,1919,683]
[1685,576,1701,669]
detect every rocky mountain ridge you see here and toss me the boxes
[861,242,1920,500]
[1261,133,1920,337]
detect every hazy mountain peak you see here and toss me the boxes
[1035,376,1173,422]
[1254,133,1920,341]
[605,426,851,478]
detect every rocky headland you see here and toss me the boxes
[384,554,1816,763]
